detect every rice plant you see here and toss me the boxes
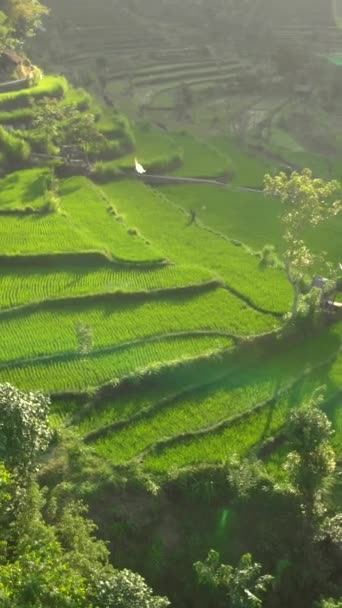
[0,288,278,364]
[0,334,232,392]
[101,179,293,314]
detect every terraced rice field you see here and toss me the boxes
[0,334,233,393]
[161,183,342,263]
[114,125,181,171]
[169,133,230,178]
[0,287,279,364]
[0,174,161,261]
[101,179,293,314]
[0,257,216,310]
[0,76,68,110]
[210,136,277,187]
[0,168,50,211]
[160,184,281,253]
[83,321,342,467]
[1,111,341,477]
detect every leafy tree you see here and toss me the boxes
[33,97,65,153]
[264,169,341,319]
[59,107,105,164]
[0,383,51,476]
[91,569,170,608]
[0,384,169,608]
[316,599,342,608]
[0,9,11,50]
[5,0,49,39]
[284,389,336,527]
[227,455,273,499]
[194,550,273,608]
[33,100,104,163]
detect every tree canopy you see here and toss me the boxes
[264,169,341,319]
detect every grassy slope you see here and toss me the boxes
[0,335,233,393]
[81,321,342,466]
[101,179,292,314]
[0,289,277,364]
[161,184,342,263]
[0,168,50,210]
[0,76,68,110]
[160,184,281,252]
[0,258,215,310]
[0,174,160,261]
[170,133,230,177]
[114,125,180,169]
[143,324,342,471]
[59,177,161,262]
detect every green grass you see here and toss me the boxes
[0,168,51,211]
[114,124,180,170]
[0,207,91,255]
[75,349,236,436]
[59,177,161,262]
[0,107,34,125]
[160,184,282,253]
[0,176,160,261]
[143,341,342,472]
[0,335,232,393]
[160,184,342,264]
[92,368,278,464]
[91,323,342,466]
[0,76,68,110]
[0,288,278,364]
[209,136,277,187]
[269,128,304,153]
[0,258,215,309]
[101,179,292,314]
[170,133,231,178]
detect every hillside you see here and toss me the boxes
[0,1,341,607]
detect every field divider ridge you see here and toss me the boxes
[143,184,286,317]
[135,344,342,464]
[0,330,237,374]
[83,360,238,444]
[0,279,222,315]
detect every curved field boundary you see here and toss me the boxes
[135,346,342,464]
[83,361,237,444]
[0,252,170,269]
[0,279,222,315]
[52,341,238,402]
[0,78,28,93]
[0,329,236,373]
[141,182,286,317]
[140,175,228,187]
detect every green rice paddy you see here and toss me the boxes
[101,179,293,314]
[0,77,341,477]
